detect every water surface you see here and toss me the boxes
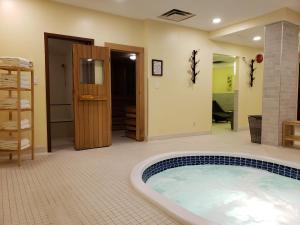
[147,165,300,225]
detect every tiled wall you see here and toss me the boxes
[262,21,299,146]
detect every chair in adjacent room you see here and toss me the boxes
[212,100,232,122]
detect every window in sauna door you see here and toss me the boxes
[80,59,104,85]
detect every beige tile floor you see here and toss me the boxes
[1,130,300,225]
[211,122,232,134]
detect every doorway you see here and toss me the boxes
[212,53,237,133]
[110,51,136,142]
[106,43,145,143]
[45,37,145,152]
[44,33,94,152]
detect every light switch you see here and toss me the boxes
[154,80,160,90]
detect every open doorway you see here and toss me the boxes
[111,51,136,143]
[45,38,144,152]
[105,43,145,143]
[212,54,237,133]
[44,33,94,152]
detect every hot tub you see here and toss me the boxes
[131,152,300,225]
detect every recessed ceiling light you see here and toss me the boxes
[129,54,136,61]
[212,18,222,24]
[253,36,262,41]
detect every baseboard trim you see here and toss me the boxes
[237,126,249,131]
[147,131,211,141]
[35,146,48,154]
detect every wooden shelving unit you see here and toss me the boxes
[0,65,34,166]
[282,120,300,148]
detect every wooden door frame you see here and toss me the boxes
[105,43,145,141]
[297,62,300,120]
[44,33,94,152]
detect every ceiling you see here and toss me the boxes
[214,26,265,48]
[53,0,300,31]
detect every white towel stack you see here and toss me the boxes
[0,119,30,130]
[0,98,30,109]
[0,138,30,150]
[0,74,31,89]
[0,57,33,68]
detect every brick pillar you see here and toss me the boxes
[262,21,299,146]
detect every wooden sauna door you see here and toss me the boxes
[72,44,111,150]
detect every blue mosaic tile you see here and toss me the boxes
[142,155,300,183]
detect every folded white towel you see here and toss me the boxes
[0,74,29,80]
[0,119,30,130]
[0,138,30,150]
[0,98,30,109]
[0,74,31,89]
[0,57,33,68]
[0,83,31,89]
[0,82,31,89]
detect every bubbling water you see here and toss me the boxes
[147,165,300,225]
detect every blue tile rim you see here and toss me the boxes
[142,155,300,183]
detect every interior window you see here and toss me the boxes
[80,59,103,84]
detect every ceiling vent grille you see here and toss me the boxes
[159,9,195,22]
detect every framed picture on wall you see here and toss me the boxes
[152,59,163,76]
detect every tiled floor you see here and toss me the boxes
[211,122,232,134]
[1,130,300,225]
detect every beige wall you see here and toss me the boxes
[0,0,263,149]
[145,20,263,137]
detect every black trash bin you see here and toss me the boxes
[248,115,262,144]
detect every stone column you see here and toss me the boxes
[262,21,299,146]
